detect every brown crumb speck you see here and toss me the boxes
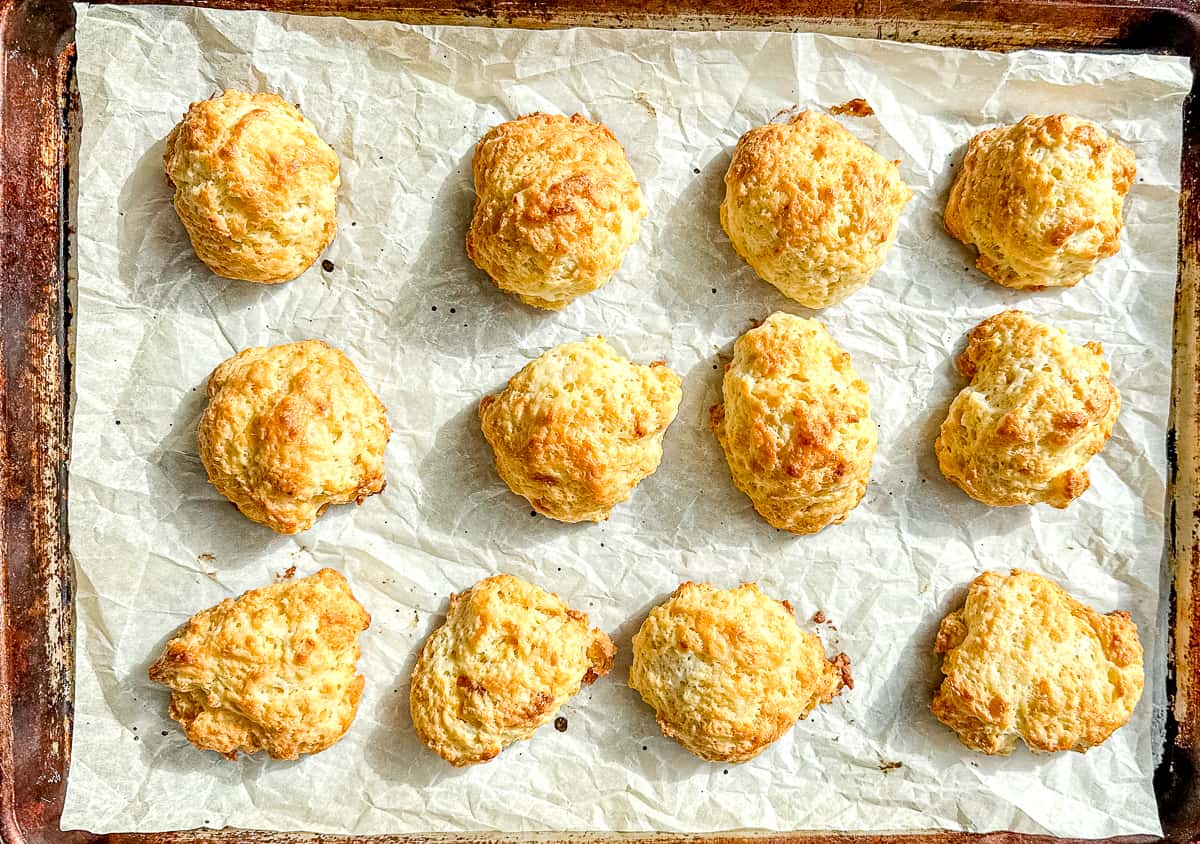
[554,716,568,732]
[832,652,854,691]
[197,553,215,562]
[321,259,335,272]
[275,565,297,582]
[878,758,902,773]
[812,610,827,624]
[830,98,874,117]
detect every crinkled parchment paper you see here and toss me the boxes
[67,4,1189,836]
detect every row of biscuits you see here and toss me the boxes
[197,307,1118,536]
[166,91,1134,307]
[148,566,1144,764]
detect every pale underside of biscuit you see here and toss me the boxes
[711,312,877,534]
[198,339,391,534]
[479,336,682,522]
[934,310,1119,508]
[163,89,340,284]
[944,113,1135,290]
[466,112,646,310]
[148,568,371,760]
[410,573,616,766]
[720,111,911,309]
[932,568,1143,754]
[629,581,846,763]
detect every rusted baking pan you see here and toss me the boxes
[2,1,1199,843]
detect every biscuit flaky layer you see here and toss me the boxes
[934,310,1120,508]
[198,339,391,534]
[410,573,616,766]
[720,111,911,308]
[148,568,371,760]
[933,569,1143,754]
[164,89,340,283]
[711,312,877,534]
[629,582,845,763]
[466,112,646,309]
[480,336,682,522]
[944,114,1135,290]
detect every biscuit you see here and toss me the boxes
[164,89,340,283]
[711,312,876,534]
[933,569,1143,754]
[480,337,682,522]
[466,113,646,310]
[410,573,615,766]
[198,340,390,534]
[720,111,911,308]
[934,311,1119,508]
[148,568,370,760]
[944,114,1135,290]
[629,582,845,763]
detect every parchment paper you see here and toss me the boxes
[66,4,1189,836]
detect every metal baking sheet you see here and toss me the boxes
[2,2,1199,843]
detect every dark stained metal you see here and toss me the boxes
[0,2,1197,843]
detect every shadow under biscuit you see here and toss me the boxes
[116,137,178,300]
[150,377,294,564]
[413,396,603,559]
[111,615,273,781]
[361,598,461,786]
[658,149,780,311]
[404,144,551,359]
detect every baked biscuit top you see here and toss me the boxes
[944,114,1135,290]
[466,112,645,309]
[629,582,845,763]
[933,569,1143,754]
[480,336,682,522]
[720,111,911,308]
[148,568,371,760]
[198,340,390,534]
[711,312,877,534]
[935,310,1120,508]
[410,574,615,766]
[164,89,340,283]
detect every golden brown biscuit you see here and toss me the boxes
[465,113,646,310]
[479,337,682,522]
[944,114,1135,290]
[629,582,846,763]
[720,111,912,308]
[710,312,877,534]
[410,573,615,766]
[934,311,1120,508]
[198,340,390,534]
[933,569,1143,754]
[148,568,370,760]
[164,89,340,283]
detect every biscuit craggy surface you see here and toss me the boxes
[720,111,912,308]
[711,312,877,534]
[935,311,1120,508]
[410,574,616,766]
[466,113,646,309]
[479,336,682,522]
[629,582,845,763]
[944,114,1135,290]
[198,340,390,534]
[164,89,340,283]
[933,569,1143,754]
[148,569,371,760]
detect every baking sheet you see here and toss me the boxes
[65,4,1189,836]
